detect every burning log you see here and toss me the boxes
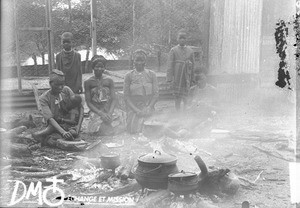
[194,155,240,196]
[116,166,126,178]
[97,170,113,182]
[137,190,171,208]
[120,155,135,180]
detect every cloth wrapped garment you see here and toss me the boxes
[56,50,82,93]
[123,69,159,133]
[167,45,195,98]
[86,77,124,135]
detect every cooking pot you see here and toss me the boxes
[143,121,165,138]
[168,170,199,195]
[100,153,121,173]
[133,150,179,189]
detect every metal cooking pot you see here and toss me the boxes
[168,170,199,195]
[133,150,179,189]
[100,153,121,173]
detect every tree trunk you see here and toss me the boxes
[41,52,45,65]
[32,53,38,76]
[85,49,90,73]
[68,0,72,28]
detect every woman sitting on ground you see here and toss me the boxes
[123,49,159,133]
[32,69,84,144]
[84,56,118,135]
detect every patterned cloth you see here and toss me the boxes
[56,50,82,93]
[123,69,159,133]
[39,86,74,123]
[167,45,195,98]
[86,76,124,135]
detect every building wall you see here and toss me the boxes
[209,0,263,75]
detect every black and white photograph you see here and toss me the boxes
[0,0,299,207]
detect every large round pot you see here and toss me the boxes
[100,153,121,172]
[133,150,179,189]
[168,171,199,195]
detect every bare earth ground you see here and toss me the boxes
[0,75,297,208]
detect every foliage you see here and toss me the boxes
[14,0,205,61]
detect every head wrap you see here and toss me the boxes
[133,49,147,61]
[49,69,65,82]
[61,32,73,40]
[91,55,107,69]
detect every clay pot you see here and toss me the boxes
[133,150,179,189]
[100,153,121,172]
[168,171,199,195]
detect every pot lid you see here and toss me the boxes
[100,153,119,158]
[138,150,177,164]
[169,171,197,178]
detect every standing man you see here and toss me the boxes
[167,29,195,111]
[56,32,82,94]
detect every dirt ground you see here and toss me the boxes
[0,89,297,208]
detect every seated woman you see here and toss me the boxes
[84,56,118,135]
[124,49,159,133]
[32,69,84,144]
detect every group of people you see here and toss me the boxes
[33,29,204,145]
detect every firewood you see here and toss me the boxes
[1,126,27,137]
[163,127,180,138]
[11,166,48,172]
[252,145,292,162]
[3,143,32,157]
[11,170,58,178]
[138,190,171,208]
[120,155,135,180]
[101,181,141,197]
[97,170,113,182]
[0,126,28,141]
[0,158,35,167]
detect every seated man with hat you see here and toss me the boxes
[32,69,84,145]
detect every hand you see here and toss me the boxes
[69,128,78,138]
[100,112,112,123]
[136,110,144,117]
[62,131,74,140]
[55,117,63,123]
[78,86,83,94]
[142,106,152,116]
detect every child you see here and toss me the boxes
[167,29,195,111]
[56,32,82,94]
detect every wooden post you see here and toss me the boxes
[91,0,97,57]
[168,0,174,47]
[13,0,22,93]
[46,0,54,73]
[132,0,136,45]
[296,0,300,164]
[203,0,211,74]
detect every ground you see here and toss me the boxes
[0,79,297,208]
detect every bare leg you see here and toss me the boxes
[175,96,181,111]
[182,97,188,110]
[32,125,56,143]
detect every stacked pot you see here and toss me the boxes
[133,150,199,195]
